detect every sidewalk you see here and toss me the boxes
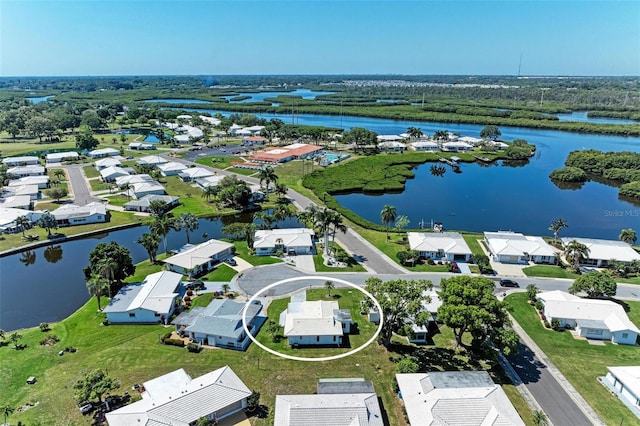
[508,314,605,425]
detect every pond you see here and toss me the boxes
[0,213,302,331]
[556,111,637,125]
[222,88,335,103]
[27,95,54,104]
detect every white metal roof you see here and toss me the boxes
[274,393,384,426]
[254,228,314,250]
[51,202,106,221]
[607,366,640,398]
[179,167,214,179]
[137,155,168,165]
[283,300,343,337]
[485,231,556,257]
[2,156,39,165]
[105,271,181,315]
[163,239,233,270]
[157,161,187,172]
[408,232,472,255]
[115,174,153,186]
[88,147,119,157]
[561,237,640,263]
[46,151,78,160]
[100,166,130,180]
[94,157,122,168]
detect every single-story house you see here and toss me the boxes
[7,165,46,177]
[0,195,32,210]
[484,231,557,264]
[115,173,153,187]
[195,175,224,190]
[396,371,525,426]
[51,202,107,226]
[157,161,188,176]
[407,232,472,262]
[105,366,252,426]
[8,175,49,189]
[124,194,179,213]
[560,237,640,267]
[163,239,234,278]
[100,166,130,182]
[103,271,182,324]
[458,136,483,146]
[2,184,40,201]
[254,228,315,256]
[537,290,640,345]
[408,290,442,344]
[200,115,221,126]
[274,378,383,426]
[409,141,440,151]
[377,141,407,152]
[250,143,323,164]
[45,151,79,163]
[87,147,119,158]
[0,207,43,233]
[2,156,40,166]
[280,296,352,346]
[129,181,165,199]
[128,142,156,150]
[179,167,215,182]
[441,141,473,152]
[94,157,122,170]
[603,366,640,415]
[172,298,265,350]
[137,155,168,166]
[242,135,266,145]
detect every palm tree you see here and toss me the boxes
[9,332,22,349]
[619,228,637,245]
[380,205,397,240]
[549,218,568,242]
[433,130,449,144]
[174,213,199,244]
[15,214,31,237]
[275,182,288,199]
[222,283,231,296]
[255,211,276,230]
[150,214,175,255]
[258,165,278,193]
[532,410,549,426]
[1,405,15,426]
[19,250,36,266]
[53,169,65,182]
[201,185,218,203]
[564,240,590,270]
[325,280,334,297]
[407,127,423,140]
[86,273,109,310]
[136,232,160,263]
[147,199,169,217]
[329,210,347,249]
[97,257,119,298]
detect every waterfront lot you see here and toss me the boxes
[506,292,640,425]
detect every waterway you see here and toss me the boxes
[0,214,301,331]
[557,111,637,125]
[26,95,54,104]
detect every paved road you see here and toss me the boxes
[507,342,593,425]
[63,164,101,205]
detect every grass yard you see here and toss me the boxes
[82,165,100,179]
[195,155,245,170]
[506,292,640,425]
[462,233,485,257]
[201,263,238,282]
[522,265,579,279]
[232,240,284,266]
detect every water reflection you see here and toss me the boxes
[43,245,63,264]
[19,250,36,266]
[430,164,446,177]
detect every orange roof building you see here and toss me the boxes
[250,143,323,164]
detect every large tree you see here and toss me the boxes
[150,213,176,255]
[619,228,637,245]
[564,240,590,269]
[174,213,199,244]
[15,214,31,237]
[37,211,58,237]
[380,204,397,240]
[362,277,433,347]
[343,127,377,152]
[549,218,568,242]
[75,124,99,151]
[86,273,109,310]
[407,127,423,140]
[136,232,160,263]
[480,125,501,140]
[73,369,119,404]
[83,242,135,285]
[258,165,278,193]
[438,276,518,355]
[569,271,617,298]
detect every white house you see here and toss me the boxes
[485,231,557,264]
[280,297,351,346]
[2,184,39,201]
[115,174,153,187]
[94,157,122,170]
[377,140,407,152]
[100,166,130,182]
[103,271,182,324]
[561,237,640,267]
[0,207,43,233]
[51,202,107,226]
[408,232,472,262]
[105,366,252,426]
[396,371,525,426]
[7,165,46,177]
[537,290,640,345]
[195,175,224,190]
[458,136,483,146]
[409,141,440,151]
[0,195,32,209]
[45,151,79,163]
[128,142,156,150]
[274,379,384,426]
[124,194,179,213]
[137,154,168,166]
[163,239,235,278]
[441,141,473,152]
[8,175,49,189]
[172,298,265,351]
[157,161,188,176]
[254,228,315,256]
[2,156,40,166]
[603,366,640,416]
[129,181,165,199]
[87,147,119,158]
[178,167,214,182]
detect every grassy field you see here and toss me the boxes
[82,165,101,179]
[522,265,579,279]
[506,292,640,425]
[232,241,284,266]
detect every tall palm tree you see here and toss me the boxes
[53,169,65,182]
[329,210,347,249]
[619,228,637,245]
[150,214,175,255]
[407,127,423,140]
[86,272,109,310]
[174,213,199,244]
[97,257,119,298]
[325,280,334,297]
[549,218,568,242]
[564,240,590,269]
[202,185,218,203]
[275,182,289,199]
[136,232,160,263]
[258,165,278,193]
[15,214,31,237]
[380,205,397,240]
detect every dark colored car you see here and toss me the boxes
[225,257,237,266]
[499,279,520,288]
[186,281,205,291]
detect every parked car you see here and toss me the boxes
[79,403,94,415]
[186,281,205,291]
[499,279,520,288]
[225,257,237,266]
[451,261,460,273]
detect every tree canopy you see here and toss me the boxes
[83,241,135,284]
[480,125,501,140]
[73,369,119,403]
[569,271,617,298]
[362,277,433,347]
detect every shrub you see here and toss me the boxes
[534,300,544,312]
[549,166,588,182]
[426,258,435,265]
[187,343,201,353]
[543,320,551,328]
[39,334,59,346]
[102,319,110,326]
[39,322,50,332]
[397,357,420,374]
[162,338,185,347]
[183,295,191,302]
[551,319,561,331]
[186,289,194,296]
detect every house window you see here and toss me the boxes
[128,313,135,318]
[589,329,603,335]
[316,336,320,342]
[154,313,161,317]
[333,336,336,342]
[622,333,629,339]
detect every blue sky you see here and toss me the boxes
[1,0,639,76]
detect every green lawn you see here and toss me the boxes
[82,165,100,179]
[195,155,245,170]
[313,242,367,272]
[462,233,485,257]
[506,293,640,425]
[232,240,284,266]
[201,264,237,282]
[522,265,579,279]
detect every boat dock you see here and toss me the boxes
[438,157,461,171]
[472,154,493,163]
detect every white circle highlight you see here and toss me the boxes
[242,276,383,362]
